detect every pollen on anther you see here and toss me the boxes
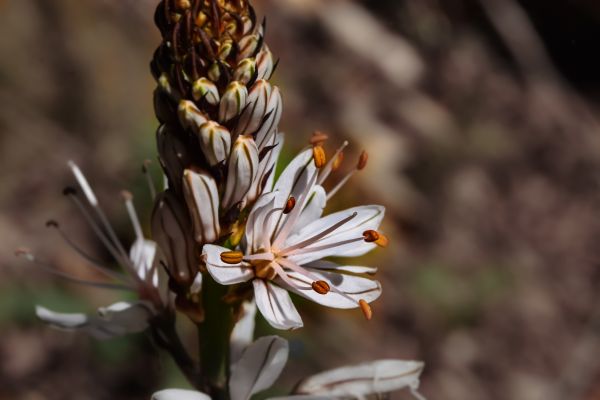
[363,230,388,248]
[312,280,331,295]
[313,146,327,169]
[284,197,296,214]
[220,251,244,264]
[357,151,369,170]
[359,299,373,321]
[332,152,345,172]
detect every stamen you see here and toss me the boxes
[64,188,140,283]
[45,220,128,283]
[359,299,373,321]
[312,280,330,295]
[279,212,358,256]
[326,150,368,201]
[68,161,98,206]
[15,249,133,291]
[357,151,369,170]
[312,145,327,169]
[283,197,296,214]
[317,141,349,185]
[142,159,157,200]
[243,252,275,262]
[122,191,144,241]
[332,152,344,172]
[363,230,389,248]
[221,251,244,264]
[309,130,329,146]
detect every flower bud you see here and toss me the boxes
[254,86,282,150]
[156,124,192,194]
[238,34,260,60]
[256,48,274,80]
[178,100,208,131]
[192,78,220,105]
[222,135,259,209]
[182,169,221,244]
[217,39,234,61]
[219,81,248,122]
[208,62,221,82]
[233,58,256,85]
[198,121,231,166]
[151,191,197,286]
[235,80,273,136]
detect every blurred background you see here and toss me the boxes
[2,0,600,399]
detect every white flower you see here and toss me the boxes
[35,301,154,340]
[20,162,174,339]
[153,335,290,400]
[203,147,385,330]
[295,359,426,400]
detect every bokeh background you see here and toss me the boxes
[2,0,600,399]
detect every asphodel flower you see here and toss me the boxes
[18,162,175,338]
[203,145,385,330]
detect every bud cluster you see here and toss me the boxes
[151,0,282,290]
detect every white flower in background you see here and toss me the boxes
[153,335,289,400]
[18,161,174,339]
[203,143,386,330]
[295,359,426,400]
[153,306,426,400]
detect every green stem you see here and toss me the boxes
[199,274,234,398]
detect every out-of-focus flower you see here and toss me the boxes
[18,162,174,337]
[203,147,385,330]
[153,335,289,400]
[35,302,154,340]
[295,360,426,400]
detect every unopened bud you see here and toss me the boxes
[256,48,274,80]
[363,230,388,248]
[218,39,234,61]
[233,58,256,85]
[313,146,327,168]
[219,81,248,122]
[222,135,259,209]
[198,121,231,166]
[238,34,260,60]
[284,197,296,214]
[175,0,191,11]
[151,191,196,286]
[357,151,369,170]
[208,62,221,82]
[193,78,220,105]
[158,73,174,97]
[312,280,331,295]
[254,86,282,150]
[178,100,208,131]
[195,11,208,27]
[236,80,272,135]
[220,251,244,264]
[182,169,221,244]
[359,299,373,321]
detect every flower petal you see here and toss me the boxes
[291,185,326,236]
[285,205,385,265]
[283,266,382,309]
[253,280,303,330]
[295,360,425,398]
[230,336,289,400]
[230,300,257,363]
[152,389,212,400]
[304,260,377,275]
[245,192,281,253]
[36,301,154,340]
[203,244,254,285]
[273,148,316,204]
